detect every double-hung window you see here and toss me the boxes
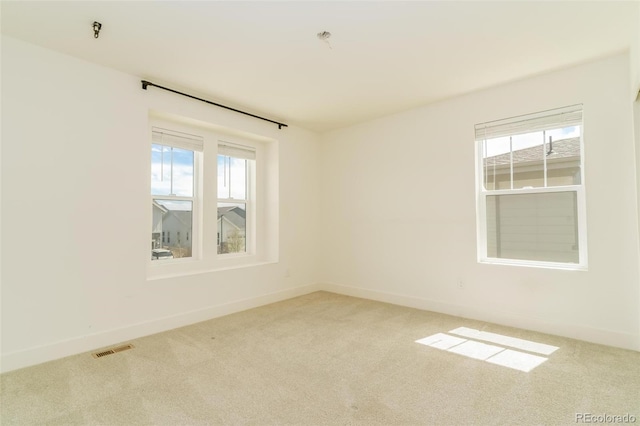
[149,116,276,275]
[475,104,587,269]
[151,128,202,260]
[217,143,255,255]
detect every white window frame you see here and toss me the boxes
[216,142,256,257]
[475,105,588,270]
[151,127,202,262]
[148,116,276,279]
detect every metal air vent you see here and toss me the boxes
[92,344,134,358]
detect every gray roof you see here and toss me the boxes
[152,200,168,213]
[218,206,246,229]
[486,137,580,166]
[168,210,192,228]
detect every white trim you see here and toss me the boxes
[150,140,200,261]
[475,105,587,270]
[147,259,277,280]
[321,283,640,352]
[148,115,276,279]
[2,283,637,373]
[478,257,587,271]
[480,184,580,196]
[216,139,256,257]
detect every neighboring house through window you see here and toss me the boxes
[217,143,255,254]
[151,128,200,260]
[149,117,273,274]
[475,104,587,269]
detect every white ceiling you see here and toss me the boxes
[1,1,638,133]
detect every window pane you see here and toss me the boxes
[482,136,510,190]
[486,192,579,263]
[151,144,194,197]
[482,126,581,190]
[217,202,246,254]
[545,126,582,187]
[512,131,544,189]
[151,199,192,259]
[218,155,247,200]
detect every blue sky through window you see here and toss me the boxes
[217,155,247,200]
[151,144,194,196]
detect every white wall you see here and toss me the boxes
[631,1,640,100]
[633,1,640,339]
[319,53,640,350]
[0,36,321,372]
[2,35,640,373]
[635,96,640,341]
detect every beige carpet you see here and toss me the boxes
[2,291,639,425]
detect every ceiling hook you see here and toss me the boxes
[317,31,332,49]
[93,21,102,39]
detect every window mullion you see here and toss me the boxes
[509,136,513,190]
[483,185,580,196]
[483,140,488,190]
[170,147,174,195]
[543,130,548,188]
[155,195,194,202]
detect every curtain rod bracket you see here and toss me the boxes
[140,80,287,130]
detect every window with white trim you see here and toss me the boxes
[151,128,201,260]
[217,143,255,255]
[475,104,587,269]
[149,117,276,275]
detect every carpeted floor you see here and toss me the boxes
[2,291,639,425]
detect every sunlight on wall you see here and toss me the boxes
[415,328,558,372]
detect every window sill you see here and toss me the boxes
[147,258,278,281]
[478,258,587,271]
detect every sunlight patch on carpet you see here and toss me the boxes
[415,329,557,372]
[415,333,466,350]
[486,349,548,372]
[448,327,558,355]
[447,340,505,360]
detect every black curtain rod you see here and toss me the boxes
[141,80,288,130]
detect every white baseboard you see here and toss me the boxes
[321,282,640,352]
[0,283,323,373]
[3,281,637,373]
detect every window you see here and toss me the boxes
[217,144,255,254]
[151,128,202,261]
[475,104,587,269]
[148,117,276,276]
